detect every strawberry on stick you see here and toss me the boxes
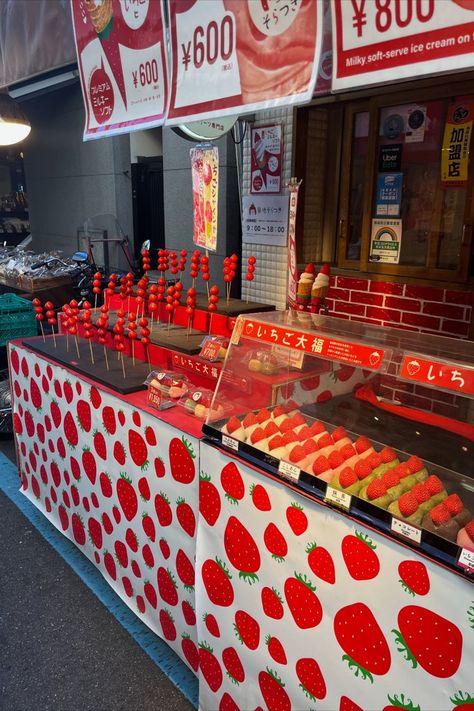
[165,285,175,334]
[44,300,57,347]
[92,271,102,311]
[141,249,151,275]
[96,304,110,370]
[201,253,210,298]
[127,311,138,366]
[32,298,46,342]
[139,317,151,368]
[208,285,219,335]
[69,299,81,359]
[81,300,95,364]
[148,284,159,328]
[106,273,117,308]
[185,287,196,337]
[179,249,187,274]
[246,255,256,303]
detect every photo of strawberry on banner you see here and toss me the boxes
[197,442,474,711]
[71,0,168,139]
[166,0,322,124]
[190,144,219,251]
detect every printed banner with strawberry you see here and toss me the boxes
[196,442,474,711]
[9,343,199,674]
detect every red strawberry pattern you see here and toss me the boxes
[334,602,391,681]
[341,531,380,580]
[224,516,261,583]
[169,436,196,483]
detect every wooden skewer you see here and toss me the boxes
[103,345,109,371]
[89,339,95,365]
[74,335,80,359]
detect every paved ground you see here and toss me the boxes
[0,437,197,711]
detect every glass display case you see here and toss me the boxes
[203,310,474,579]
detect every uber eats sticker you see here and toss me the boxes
[370,219,402,264]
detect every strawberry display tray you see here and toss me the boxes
[203,413,474,581]
[22,336,150,394]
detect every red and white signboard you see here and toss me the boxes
[400,355,474,396]
[71,0,168,140]
[331,0,474,91]
[166,0,322,125]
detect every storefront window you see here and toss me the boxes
[346,111,369,261]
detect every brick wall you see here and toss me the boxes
[326,276,472,339]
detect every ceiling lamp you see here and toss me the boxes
[0,93,31,145]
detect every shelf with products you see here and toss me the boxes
[203,310,474,579]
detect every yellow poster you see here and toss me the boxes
[190,144,219,251]
[441,100,473,188]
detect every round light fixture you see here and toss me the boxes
[0,94,31,145]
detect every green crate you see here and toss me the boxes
[0,293,37,346]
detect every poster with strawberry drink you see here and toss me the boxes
[71,0,168,140]
[190,144,219,251]
[197,442,473,711]
[166,0,323,124]
[331,0,474,92]
[9,343,200,674]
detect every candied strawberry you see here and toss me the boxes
[289,445,306,463]
[226,416,242,434]
[395,462,411,479]
[251,427,266,444]
[380,446,397,463]
[411,483,430,503]
[282,430,299,445]
[354,436,371,454]
[328,450,344,469]
[268,434,284,450]
[312,455,331,476]
[318,433,333,449]
[280,419,296,433]
[272,405,285,418]
[398,492,419,517]
[339,467,357,488]
[264,421,279,438]
[368,451,382,469]
[430,503,451,525]
[332,426,348,442]
[302,438,318,456]
[243,413,258,427]
[291,413,306,427]
[340,443,357,460]
[406,454,424,473]
[444,493,464,516]
[257,408,271,424]
[297,425,312,441]
[366,479,387,501]
[425,475,443,496]
[354,459,372,481]
[309,421,326,436]
[382,470,400,489]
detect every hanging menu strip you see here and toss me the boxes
[399,355,474,397]
[240,319,385,369]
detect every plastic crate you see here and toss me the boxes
[0,293,37,346]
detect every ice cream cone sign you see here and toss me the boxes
[296,263,315,311]
[310,264,331,314]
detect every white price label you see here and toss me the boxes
[278,460,300,481]
[458,548,474,573]
[222,434,239,451]
[391,517,422,545]
[325,486,352,511]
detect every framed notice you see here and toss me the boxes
[370,218,402,264]
[375,173,403,217]
[250,125,282,194]
[166,0,322,125]
[71,0,168,140]
[242,195,289,247]
[331,0,474,91]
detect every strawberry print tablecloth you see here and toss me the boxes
[197,441,474,711]
[9,343,200,675]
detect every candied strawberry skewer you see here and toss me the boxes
[106,273,117,308]
[139,317,151,367]
[113,310,126,376]
[92,271,102,311]
[96,304,110,370]
[201,253,210,297]
[208,285,219,334]
[165,285,175,334]
[32,298,46,342]
[136,277,147,319]
[44,300,57,347]
[68,299,81,358]
[246,255,256,303]
[179,249,187,274]
[170,251,179,277]
[148,283,159,327]
[185,287,196,337]
[141,249,151,275]
[127,311,138,366]
[190,250,200,289]
[80,300,95,364]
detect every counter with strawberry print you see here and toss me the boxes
[9,342,200,675]
[196,442,473,711]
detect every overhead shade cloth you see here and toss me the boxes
[0,0,76,88]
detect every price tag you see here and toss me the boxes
[222,434,239,452]
[325,486,352,511]
[457,548,474,574]
[391,517,422,545]
[278,460,300,482]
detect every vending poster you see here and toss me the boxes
[331,0,474,91]
[71,0,168,140]
[375,173,403,216]
[166,0,322,125]
[441,99,474,188]
[190,144,219,251]
[250,124,282,194]
[370,218,402,264]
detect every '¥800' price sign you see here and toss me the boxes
[331,0,474,91]
[166,0,322,125]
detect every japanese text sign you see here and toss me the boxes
[331,0,474,91]
[71,0,168,140]
[441,100,474,187]
[242,195,289,247]
[241,319,385,369]
[400,355,474,396]
[190,144,219,251]
[172,352,220,379]
[166,0,322,125]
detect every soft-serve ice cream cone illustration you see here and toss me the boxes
[85,0,127,108]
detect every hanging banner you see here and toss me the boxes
[190,144,219,251]
[331,0,474,91]
[287,178,302,310]
[441,99,474,188]
[250,124,282,194]
[166,0,322,125]
[71,0,168,140]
